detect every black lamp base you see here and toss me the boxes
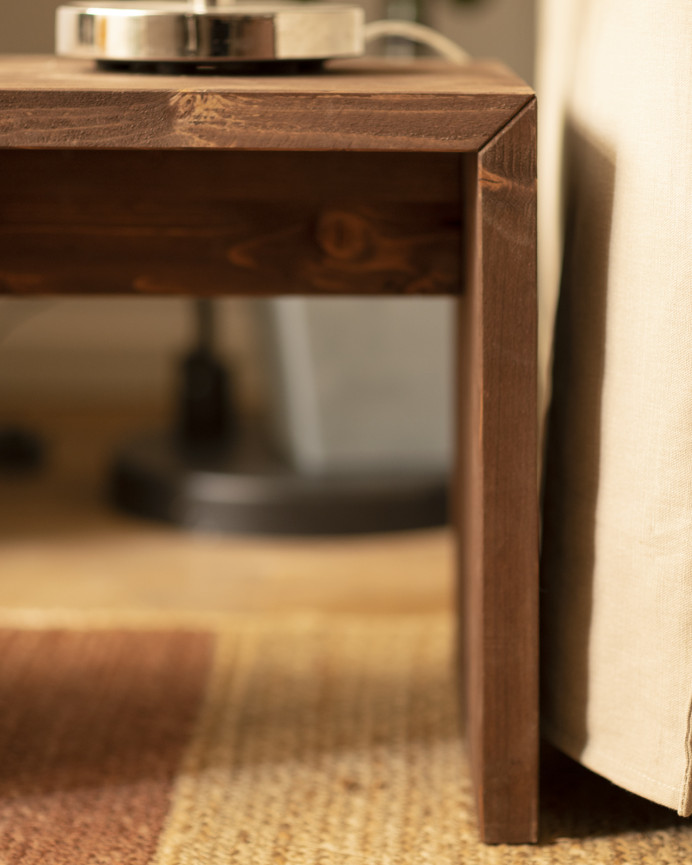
[109,427,448,536]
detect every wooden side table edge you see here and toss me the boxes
[0,56,539,844]
[456,97,539,844]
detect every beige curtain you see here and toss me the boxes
[539,0,692,812]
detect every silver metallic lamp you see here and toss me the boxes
[55,1,365,72]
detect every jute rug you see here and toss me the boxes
[0,610,690,864]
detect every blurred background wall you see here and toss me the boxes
[0,0,535,417]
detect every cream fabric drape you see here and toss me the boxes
[539,0,692,812]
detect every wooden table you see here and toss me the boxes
[0,55,538,844]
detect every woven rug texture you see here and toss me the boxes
[0,611,690,864]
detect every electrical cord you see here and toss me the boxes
[364,19,471,64]
[187,2,471,64]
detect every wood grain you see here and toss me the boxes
[0,56,532,94]
[456,99,538,843]
[0,151,460,296]
[0,57,532,153]
[0,56,539,844]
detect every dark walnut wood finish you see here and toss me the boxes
[457,101,538,843]
[0,56,538,844]
[0,150,461,296]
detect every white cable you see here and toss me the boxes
[364,19,471,64]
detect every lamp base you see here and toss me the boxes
[95,58,325,76]
[109,427,448,536]
[56,2,365,68]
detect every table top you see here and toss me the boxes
[0,55,533,152]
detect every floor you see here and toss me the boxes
[0,404,454,616]
[4,405,692,860]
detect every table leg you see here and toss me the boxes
[456,99,539,844]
